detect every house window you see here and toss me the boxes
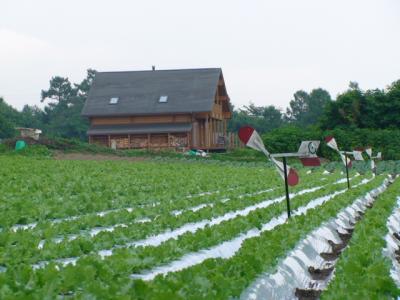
[159,95,168,103]
[109,97,119,104]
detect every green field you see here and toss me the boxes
[0,156,399,299]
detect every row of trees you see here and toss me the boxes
[320,81,400,129]
[228,88,332,133]
[0,70,96,140]
[1,70,399,152]
[229,79,400,133]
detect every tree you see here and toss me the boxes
[380,80,400,128]
[41,76,76,109]
[228,102,284,133]
[286,90,309,124]
[39,70,96,140]
[75,69,97,97]
[0,97,20,138]
[19,105,45,129]
[320,82,381,129]
[319,80,400,130]
[286,88,331,126]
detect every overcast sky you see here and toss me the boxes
[1,0,399,111]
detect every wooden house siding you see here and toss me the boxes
[83,68,231,151]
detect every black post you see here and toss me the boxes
[345,153,350,189]
[283,157,291,218]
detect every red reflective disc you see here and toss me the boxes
[325,136,334,143]
[238,126,255,144]
[347,160,353,168]
[288,168,299,186]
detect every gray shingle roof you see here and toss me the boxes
[87,123,192,135]
[81,68,222,117]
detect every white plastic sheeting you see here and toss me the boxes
[10,187,273,233]
[241,177,392,300]
[30,176,362,271]
[383,196,400,287]
[31,184,326,270]
[122,186,323,250]
[171,188,275,216]
[128,177,372,281]
[37,188,276,249]
[10,204,151,233]
[129,188,347,281]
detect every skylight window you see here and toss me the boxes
[109,97,119,104]
[159,95,168,103]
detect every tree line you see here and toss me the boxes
[0,70,399,157]
[0,69,96,141]
[228,80,400,133]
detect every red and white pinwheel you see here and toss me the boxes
[325,136,352,168]
[365,147,382,172]
[238,126,299,186]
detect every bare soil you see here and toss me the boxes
[308,266,334,280]
[295,288,322,300]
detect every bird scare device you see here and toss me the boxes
[365,147,382,175]
[238,126,299,186]
[296,141,321,167]
[325,136,352,189]
[325,136,353,168]
[238,126,320,218]
[352,150,364,161]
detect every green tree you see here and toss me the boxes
[228,102,284,133]
[320,82,364,129]
[380,80,400,128]
[40,69,96,140]
[0,97,20,138]
[286,88,331,126]
[319,81,400,130]
[19,105,45,129]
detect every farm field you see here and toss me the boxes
[0,156,399,299]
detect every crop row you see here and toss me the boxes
[321,179,400,299]
[128,177,371,280]
[0,157,281,226]
[1,173,348,266]
[0,175,383,299]
[128,176,386,299]
[241,175,393,299]
[37,177,359,271]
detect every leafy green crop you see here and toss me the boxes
[0,156,395,299]
[321,179,400,299]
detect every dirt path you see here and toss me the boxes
[53,151,148,162]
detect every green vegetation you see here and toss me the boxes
[139,177,385,299]
[0,156,398,299]
[0,69,95,140]
[262,126,400,160]
[322,179,400,299]
[1,71,400,158]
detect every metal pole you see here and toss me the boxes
[345,153,350,189]
[283,157,291,218]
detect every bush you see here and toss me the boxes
[262,125,321,154]
[13,145,52,157]
[262,126,400,161]
[0,143,10,153]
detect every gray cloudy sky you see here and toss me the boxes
[1,0,399,111]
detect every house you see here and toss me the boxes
[81,68,232,150]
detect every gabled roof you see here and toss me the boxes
[81,68,225,117]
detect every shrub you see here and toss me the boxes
[262,126,400,161]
